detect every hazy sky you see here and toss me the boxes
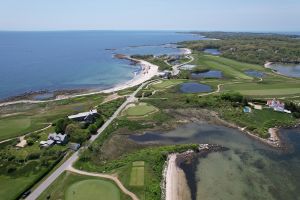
[0,0,299,31]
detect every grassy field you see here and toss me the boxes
[123,103,158,117]
[38,171,129,200]
[76,144,198,200]
[66,179,120,200]
[129,161,145,186]
[0,93,105,141]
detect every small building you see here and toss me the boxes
[267,99,291,113]
[48,133,68,145]
[40,140,55,148]
[68,109,98,122]
[158,70,172,79]
[69,143,81,151]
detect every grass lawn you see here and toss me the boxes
[66,179,120,200]
[129,161,145,187]
[38,172,129,200]
[123,103,158,117]
[0,117,31,140]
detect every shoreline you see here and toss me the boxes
[163,144,228,200]
[0,56,159,107]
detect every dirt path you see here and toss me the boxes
[67,166,139,200]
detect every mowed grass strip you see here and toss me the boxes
[223,81,300,97]
[129,166,144,187]
[132,161,145,167]
[66,179,120,200]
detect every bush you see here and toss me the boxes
[27,152,41,160]
[6,164,17,173]
[88,124,98,135]
[95,117,104,128]
[70,129,89,144]
[27,138,35,146]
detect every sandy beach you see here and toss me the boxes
[165,154,191,200]
[0,58,159,107]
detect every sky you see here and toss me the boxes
[0,0,299,32]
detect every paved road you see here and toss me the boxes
[67,167,139,200]
[26,81,149,200]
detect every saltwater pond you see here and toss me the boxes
[203,48,221,55]
[191,70,223,79]
[268,63,300,78]
[179,83,212,93]
[129,123,300,200]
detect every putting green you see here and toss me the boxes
[124,103,158,117]
[66,179,120,200]
[130,166,145,186]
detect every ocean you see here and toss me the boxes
[0,31,201,99]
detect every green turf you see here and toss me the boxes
[38,172,129,200]
[129,166,144,187]
[124,104,157,117]
[66,179,120,200]
[0,94,105,141]
[151,79,184,89]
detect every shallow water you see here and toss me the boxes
[269,63,300,78]
[203,48,221,55]
[191,70,223,79]
[244,70,265,78]
[129,123,300,200]
[179,83,212,93]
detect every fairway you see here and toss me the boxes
[130,161,145,186]
[66,179,120,200]
[152,79,184,89]
[124,103,158,117]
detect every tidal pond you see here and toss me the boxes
[130,123,300,200]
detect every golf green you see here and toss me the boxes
[66,179,120,200]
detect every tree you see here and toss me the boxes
[55,118,71,133]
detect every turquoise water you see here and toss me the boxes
[179,83,212,93]
[0,31,201,99]
[129,123,300,200]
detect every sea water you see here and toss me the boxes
[129,123,300,200]
[0,31,200,99]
